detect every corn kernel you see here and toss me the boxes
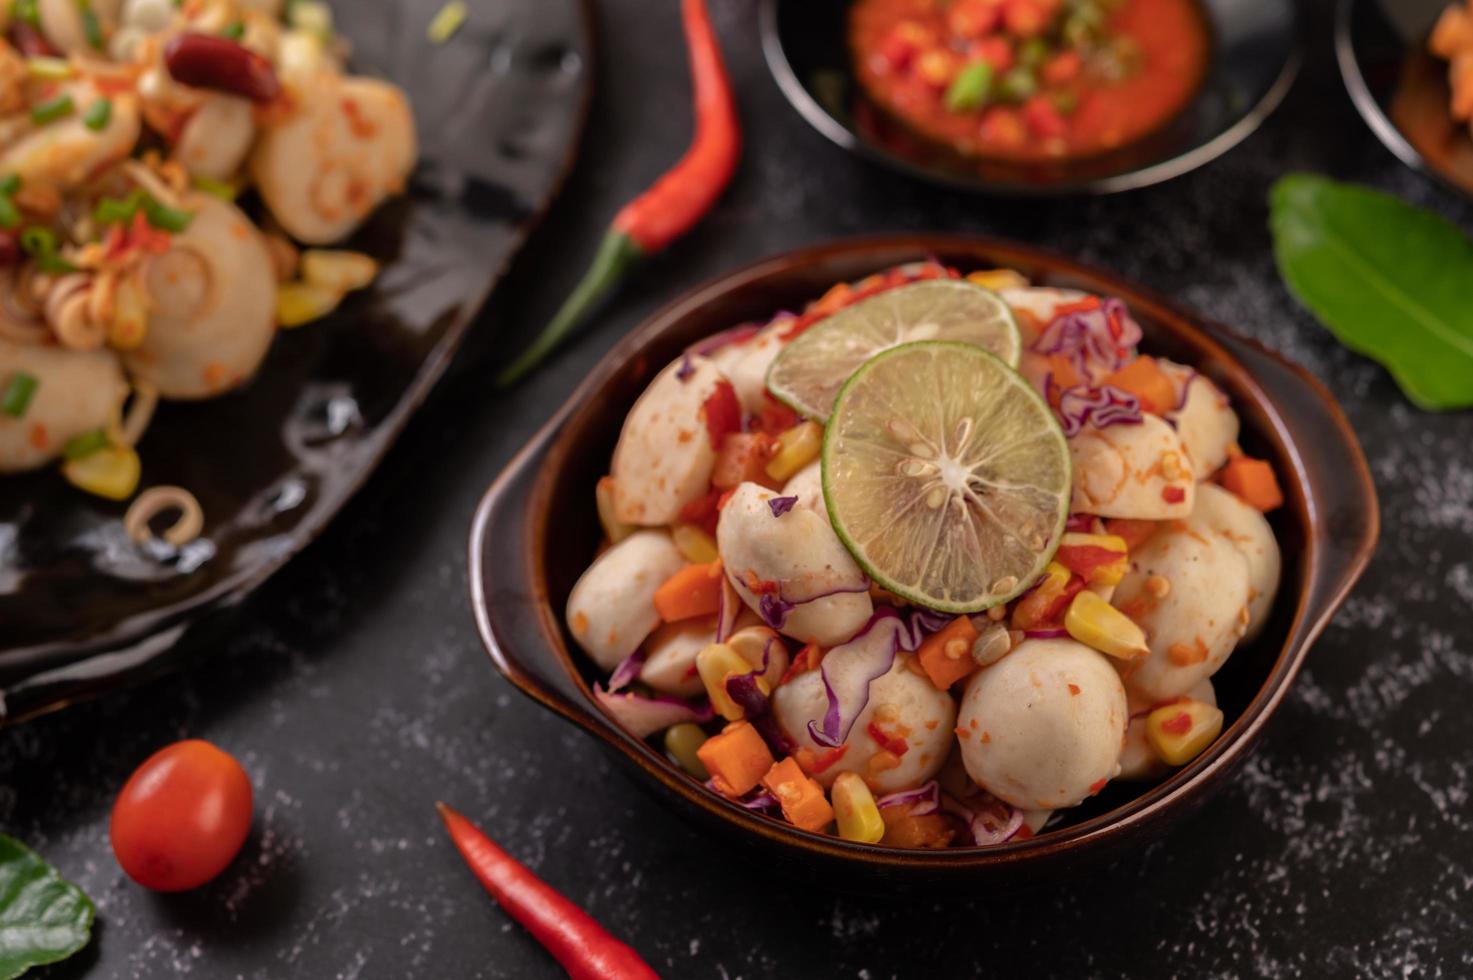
[831,772,885,843]
[1064,590,1149,660]
[672,523,718,563]
[663,723,710,780]
[726,626,787,688]
[1145,699,1223,766]
[62,444,140,501]
[697,643,768,721]
[966,268,1029,292]
[765,421,823,483]
[276,282,343,328]
[595,476,634,543]
[301,249,378,292]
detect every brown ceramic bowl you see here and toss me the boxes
[468,235,1378,889]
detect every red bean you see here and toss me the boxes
[163,33,281,103]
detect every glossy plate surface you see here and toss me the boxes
[469,235,1378,888]
[0,0,592,724]
[1337,0,1473,201]
[760,0,1301,195]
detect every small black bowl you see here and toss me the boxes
[1336,0,1473,201]
[760,0,1301,195]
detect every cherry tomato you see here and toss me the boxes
[110,739,253,892]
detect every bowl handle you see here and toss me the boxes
[1210,329,1380,647]
[469,412,609,735]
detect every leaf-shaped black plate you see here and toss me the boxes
[0,0,592,724]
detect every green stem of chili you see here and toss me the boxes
[436,803,659,980]
[495,228,643,387]
[495,0,738,384]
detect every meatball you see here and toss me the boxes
[566,530,685,671]
[0,339,128,472]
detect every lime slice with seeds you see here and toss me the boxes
[822,341,1071,613]
[767,279,1021,422]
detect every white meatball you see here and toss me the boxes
[779,459,824,515]
[723,320,790,416]
[956,638,1127,810]
[716,481,872,647]
[1112,524,1251,703]
[0,86,140,190]
[773,655,955,793]
[1191,484,1281,642]
[609,354,728,526]
[1068,413,1194,519]
[121,194,276,399]
[566,530,684,672]
[639,615,716,698]
[37,0,121,56]
[1159,360,1239,477]
[250,72,416,244]
[0,339,127,472]
[1118,679,1216,781]
[173,95,256,181]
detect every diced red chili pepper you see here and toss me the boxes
[1161,711,1193,735]
[1054,544,1124,580]
[866,721,910,758]
[755,396,801,437]
[969,35,1015,72]
[678,487,723,535]
[947,0,1003,39]
[979,106,1027,147]
[1051,296,1103,318]
[1161,485,1187,504]
[808,744,849,774]
[699,380,742,449]
[1088,778,1108,795]
[742,570,779,595]
[1002,0,1049,38]
[1042,50,1083,85]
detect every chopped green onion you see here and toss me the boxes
[1018,38,1050,70]
[83,97,111,131]
[29,94,75,125]
[80,4,103,49]
[997,67,1038,104]
[20,225,57,257]
[0,195,19,230]
[62,428,109,461]
[427,0,467,43]
[93,189,144,225]
[221,19,245,40]
[0,175,21,196]
[192,175,238,200]
[142,196,193,233]
[944,61,993,112]
[1,373,38,419]
[25,57,75,81]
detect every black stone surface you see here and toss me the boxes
[4,1,1472,976]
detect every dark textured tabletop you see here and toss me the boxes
[5,1,1472,977]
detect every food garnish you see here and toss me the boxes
[436,803,659,980]
[1270,173,1473,411]
[0,835,94,979]
[497,0,739,385]
[766,278,1021,421]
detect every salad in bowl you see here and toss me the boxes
[564,261,1284,849]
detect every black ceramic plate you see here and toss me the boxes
[760,0,1300,195]
[1337,0,1473,201]
[0,0,592,724]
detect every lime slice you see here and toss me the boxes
[822,341,1070,613]
[767,279,1021,421]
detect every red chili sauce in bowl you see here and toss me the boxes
[850,0,1211,162]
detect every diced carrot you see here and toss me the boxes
[1002,0,1048,37]
[1022,95,1066,139]
[1045,353,1084,392]
[711,432,781,490]
[916,616,980,690]
[879,804,956,849]
[761,758,834,832]
[979,106,1027,147]
[1101,356,1177,414]
[653,561,725,621]
[1105,518,1159,551]
[697,721,775,797]
[969,35,1014,73]
[1218,456,1284,512]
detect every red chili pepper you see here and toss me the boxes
[700,380,742,449]
[1161,485,1187,504]
[1054,544,1124,580]
[807,744,849,774]
[437,803,659,980]
[497,0,739,385]
[866,721,910,757]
